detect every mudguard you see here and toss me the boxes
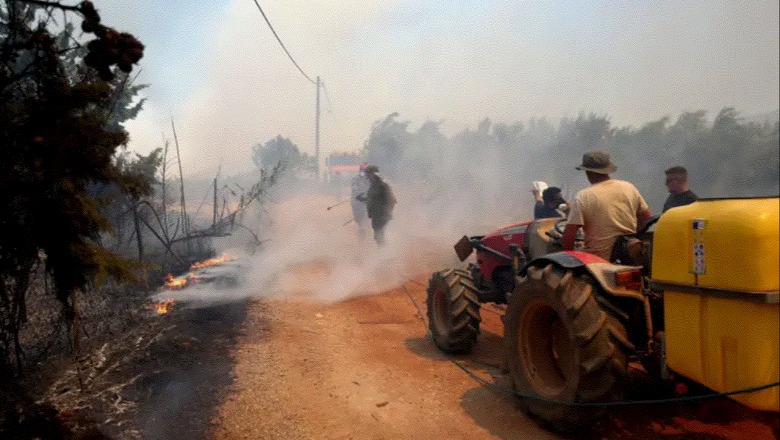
[523,251,644,300]
[521,250,605,274]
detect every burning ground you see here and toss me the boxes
[20,264,252,439]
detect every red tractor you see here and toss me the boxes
[427,216,659,429]
[427,217,610,352]
[427,199,780,431]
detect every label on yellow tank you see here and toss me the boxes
[692,219,706,275]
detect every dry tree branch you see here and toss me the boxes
[17,0,80,12]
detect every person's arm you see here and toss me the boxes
[562,194,583,250]
[637,208,653,230]
[634,187,652,230]
[558,201,570,216]
[387,186,397,212]
[562,223,581,250]
[533,201,544,219]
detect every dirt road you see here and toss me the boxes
[210,270,557,440]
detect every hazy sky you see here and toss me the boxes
[98,1,779,177]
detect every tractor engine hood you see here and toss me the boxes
[454,221,533,262]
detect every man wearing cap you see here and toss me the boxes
[561,151,653,261]
[355,165,397,246]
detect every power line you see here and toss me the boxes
[250,0,315,85]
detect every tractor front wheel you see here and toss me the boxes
[426,268,481,353]
[504,264,629,431]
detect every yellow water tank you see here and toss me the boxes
[652,197,779,411]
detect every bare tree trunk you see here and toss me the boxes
[213,177,217,227]
[161,137,170,240]
[171,119,188,252]
[133,200,144,262]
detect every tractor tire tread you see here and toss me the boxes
[572,312,607,346]
[607,321,636,352]
[560,282,592,318]
[426,269,482,354]
[504,265,632,432]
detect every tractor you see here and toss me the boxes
[426,197,779,430]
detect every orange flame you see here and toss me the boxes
[164,273,187,290]
[149,298,174,315]
[190,253,232,270]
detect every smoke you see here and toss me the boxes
[152,107,778,308]
[242,189,464,299]
[363,111,779,220]
[153,187,464,307]
[157,174,539,308]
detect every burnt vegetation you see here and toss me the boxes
[1,1,149,433]
[1,0,146,377]
[0,2,282,437]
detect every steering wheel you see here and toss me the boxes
[554,218,569,235]
[638,215,660,234]
[551,218,585,244]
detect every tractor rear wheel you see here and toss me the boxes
[426,268,481,353]
[503,264,629,431]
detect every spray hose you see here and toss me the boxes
[399,282,780,408]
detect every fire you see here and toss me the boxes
[153,254,233,316]
[149,298,174,315]
[164,273,187,290]
[190,253,232,270]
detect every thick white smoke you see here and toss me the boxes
[153,184,473,307]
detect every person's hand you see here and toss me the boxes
[531,188,542,201]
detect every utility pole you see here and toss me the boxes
[315,75,321,179]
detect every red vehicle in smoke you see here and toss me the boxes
[444,217,581,305]
[426,215,651,431]
[450,220,533,303]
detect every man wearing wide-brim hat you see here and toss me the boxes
[561,151,653,261]
[355,165,397,246]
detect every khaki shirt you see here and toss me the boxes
[567,179,649,260]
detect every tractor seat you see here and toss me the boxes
[611,235,652,273]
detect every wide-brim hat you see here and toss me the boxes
[576,151,617,174]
